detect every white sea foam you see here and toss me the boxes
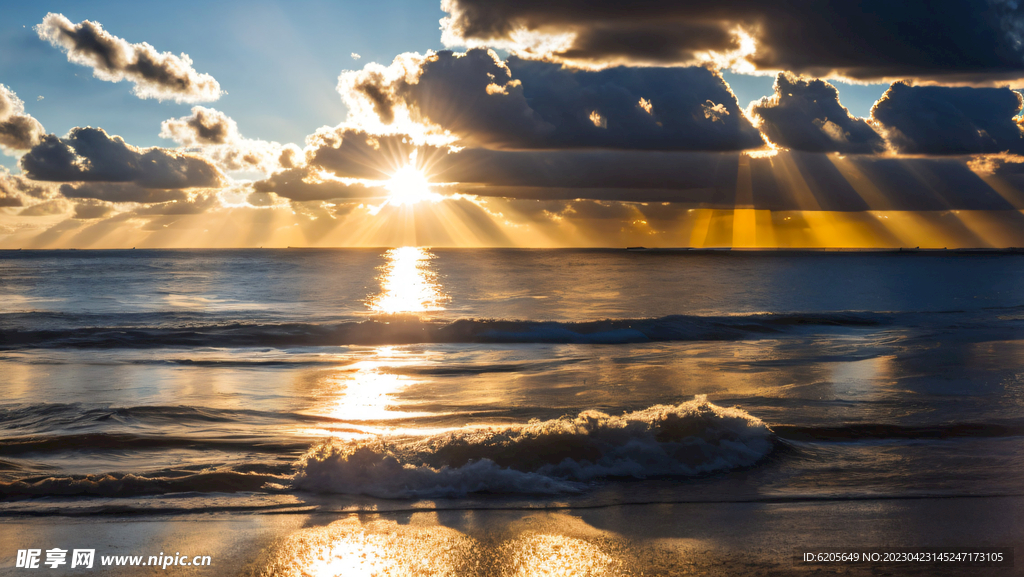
[293,396,775,498]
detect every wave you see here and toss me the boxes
[0,403,356,436]
[775,422,1024,441]
[0,433,309,456]
[0,312,890,349]
[0,469,290,499]
[293,397,776,498]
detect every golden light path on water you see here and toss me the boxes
[307,347,437,431]
[303,247,450,435]
[283,247,645,576]
[255,514,664,577]
[367,246,449,314]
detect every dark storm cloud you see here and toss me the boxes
[436,148,736,190]
[341,49,764,150]
[471,151,1020,211]
[20,127,224,188]
[982,154,1024,176]
[871,83,1024,155]
[441,0,1024,83]
[558,21,737,64]
[36,13,222,103]
[0,85,45,152]
[802,153,1022,211]
[749,73,884,154]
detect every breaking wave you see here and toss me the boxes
[0,312,889,349]
[293,397,776,498]
[0,469,290,499]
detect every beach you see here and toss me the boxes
[2,496,1021,576]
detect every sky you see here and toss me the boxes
[2,0,1024,248]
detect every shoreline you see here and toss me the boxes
[2,495,1020,576]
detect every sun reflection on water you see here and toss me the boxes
[261,517,479,577]
[367,247,448,314]
[251,514,644,577]
[302,347,437,434]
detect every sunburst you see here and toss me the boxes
[382,165,442,208]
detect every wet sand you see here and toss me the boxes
[1,496,1020,576]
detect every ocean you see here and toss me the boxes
[1,248,1023,560]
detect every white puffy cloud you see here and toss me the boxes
[160,106,302,172]
[0,85,45,153]
[36,13,222,103]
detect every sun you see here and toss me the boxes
[383,165,442,207]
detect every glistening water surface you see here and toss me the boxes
[1,248,1023,516]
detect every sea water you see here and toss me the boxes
[1,248,1023,515]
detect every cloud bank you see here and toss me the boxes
[160,106,300,172]
[340,49,764,150]
[440,0,1024,84]
[21,127,224,189]
[871,83,1024,155]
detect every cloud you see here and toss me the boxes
[59,182,189,204]
[306,126,452,180]
[1,167,54,199]
[440,0,1024,84]
[871,83,1024,155]
[293,122,1018,212]
[160,106,300,172]
[0,180,24,207]
[0,84,46,153]
[159,106,238,145]
[0,167,62,209]
[72,200,114,220]
[278,144,303,169]
[130,193,219,215]
[19,198,71,216]
[339,49,764,150]
[749,73,885,154]
[251,167,388,202]
[436,148,734,190]
[36,13,222,103]
[20,127,225,188]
